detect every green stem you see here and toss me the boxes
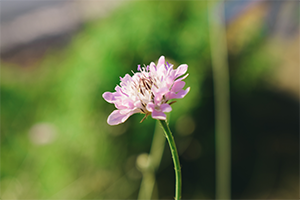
[158,120,181,200]
[208,1,231,199]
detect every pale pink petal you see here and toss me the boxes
[181,87,190,97]
[122,99,134,108]
[168,70,176,80]
[156,64,167,75]
[150,62,156,72]
[114,100,128,109]
[171,80,186,93]
[164,91,172,100]
[170,87,190,99]
[151,110,166,120]
[152,86,165,95]
[146,102,155,112]
[123,74,132,82]
[134,101,142,108]
[107,110,129,125]
[176,73,189,81]
[175,64,188,78]
[113,86,124,98]
[158,56,165,66]
[107,109,139,125]
[103,92,115,103]
[115,85,122,92]
[160,104,172,112]
[152,87,169,104]
[119,108,132,114]
[165,76,174,89]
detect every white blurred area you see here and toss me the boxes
[0,0,125,53]
[29,123,57,145]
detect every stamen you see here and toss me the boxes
[141,101,146,108]
[140,88,144,95]
[140,113,150,123]
[139,108,145,113]
[168,101,177,105]
[145,82,151,90]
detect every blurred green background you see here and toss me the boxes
[1,1,299,199]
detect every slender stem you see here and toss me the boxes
[158,120,181,200]
[137,120,166,199]
[208,1,231,199]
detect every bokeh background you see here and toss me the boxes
[1,0,299,199]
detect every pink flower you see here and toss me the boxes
[103,56,190,125]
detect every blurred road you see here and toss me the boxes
[0,0,124,53]
[0,0,67,23]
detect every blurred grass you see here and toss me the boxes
[1,1,297,199]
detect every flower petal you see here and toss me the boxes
[173,87,190,99]
[171,80,186,93]
[166,87,190,100]
[114,100,128,109]
[120,74,132,87]
[151,110,166,120]
[134,101,142,108]
[150,62,156,72]
[176,73,189,81]
[160,103,172,112]
[158,55,165,66]
[175,64,188,78]
[103,92,116,103]
[122,99,134,109]
[107,109,138,125]
[146,102,155,112]
[107,110,128,125]
[152,87,169,104]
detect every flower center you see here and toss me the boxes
[138,77,153,96]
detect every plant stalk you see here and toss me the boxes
[208,1,231,199]
[159,120,181,200]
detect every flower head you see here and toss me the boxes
[103,56,190,125]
